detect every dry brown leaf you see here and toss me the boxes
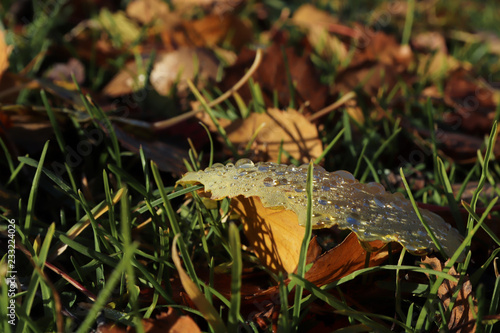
[416,51,463,82]
[350,30,412,70]
[110,124,188,175]
[334,31,413,97]
[161,14,252,50]
[420,257,477,332]
[46,58,85,84]
[406,122,500,163]
[291,4,347,61]
[304,232,395,286]
[0,30,12,82]
[103,48,218,97]
[151,48,218,95]
[225,108,323,163]
[126,0,171,25]
[412,31,447,53]
[171,235,226,332]
[220,44,328,112]
[231,195,305,274]
[172,0,243,16]
[194,107,232,133]
[102,60,145,97]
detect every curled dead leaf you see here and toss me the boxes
[103,48,218,97]
[224,108,323,163]
[420,257,477,332]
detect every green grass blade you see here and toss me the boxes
[41,90,66,153]
[150,161,201,287]
[436,157,464,233]
[18,156,79,202]
[360,127,402,183]
[198,122,214,168]
[227,223,242,332]
[291,275,395,332]
[0,136,15,175]
[468,122,497,229]
[292,162,314,330]
[415,197,496,330]
[17,223,56,333]
[24,140,50,232]
[486,276,500,333]
[121,187,144,333]
[399,168,447,258]
[75,242,139,333]
[187,80,237,156]
[314,128,345,164]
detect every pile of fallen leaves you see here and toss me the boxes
[1,0,499,332]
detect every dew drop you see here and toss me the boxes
[417,230,427,238]
[314,165,326,172]
[318,197,332,205]
[263,177,276,187]
[333,170,356,182]
[346,216,360,226]
[373,197,385,208]
[365,182,386,195]
[393,192,405,200]
[318,197,328,205]
[277,178,288,185]
[258,165,270,172]
[211,163,225,169]
[235,158,255,168]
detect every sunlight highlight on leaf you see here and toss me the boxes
[178,159,464,259]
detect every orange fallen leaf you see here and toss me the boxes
[224,108,323,163]
[304,232,395,286]
[231,195,305,274]
[420,257,477,332]
[0,30,12,82]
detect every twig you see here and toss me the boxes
[152,48,263,130]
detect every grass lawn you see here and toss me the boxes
[1,0,499,332]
